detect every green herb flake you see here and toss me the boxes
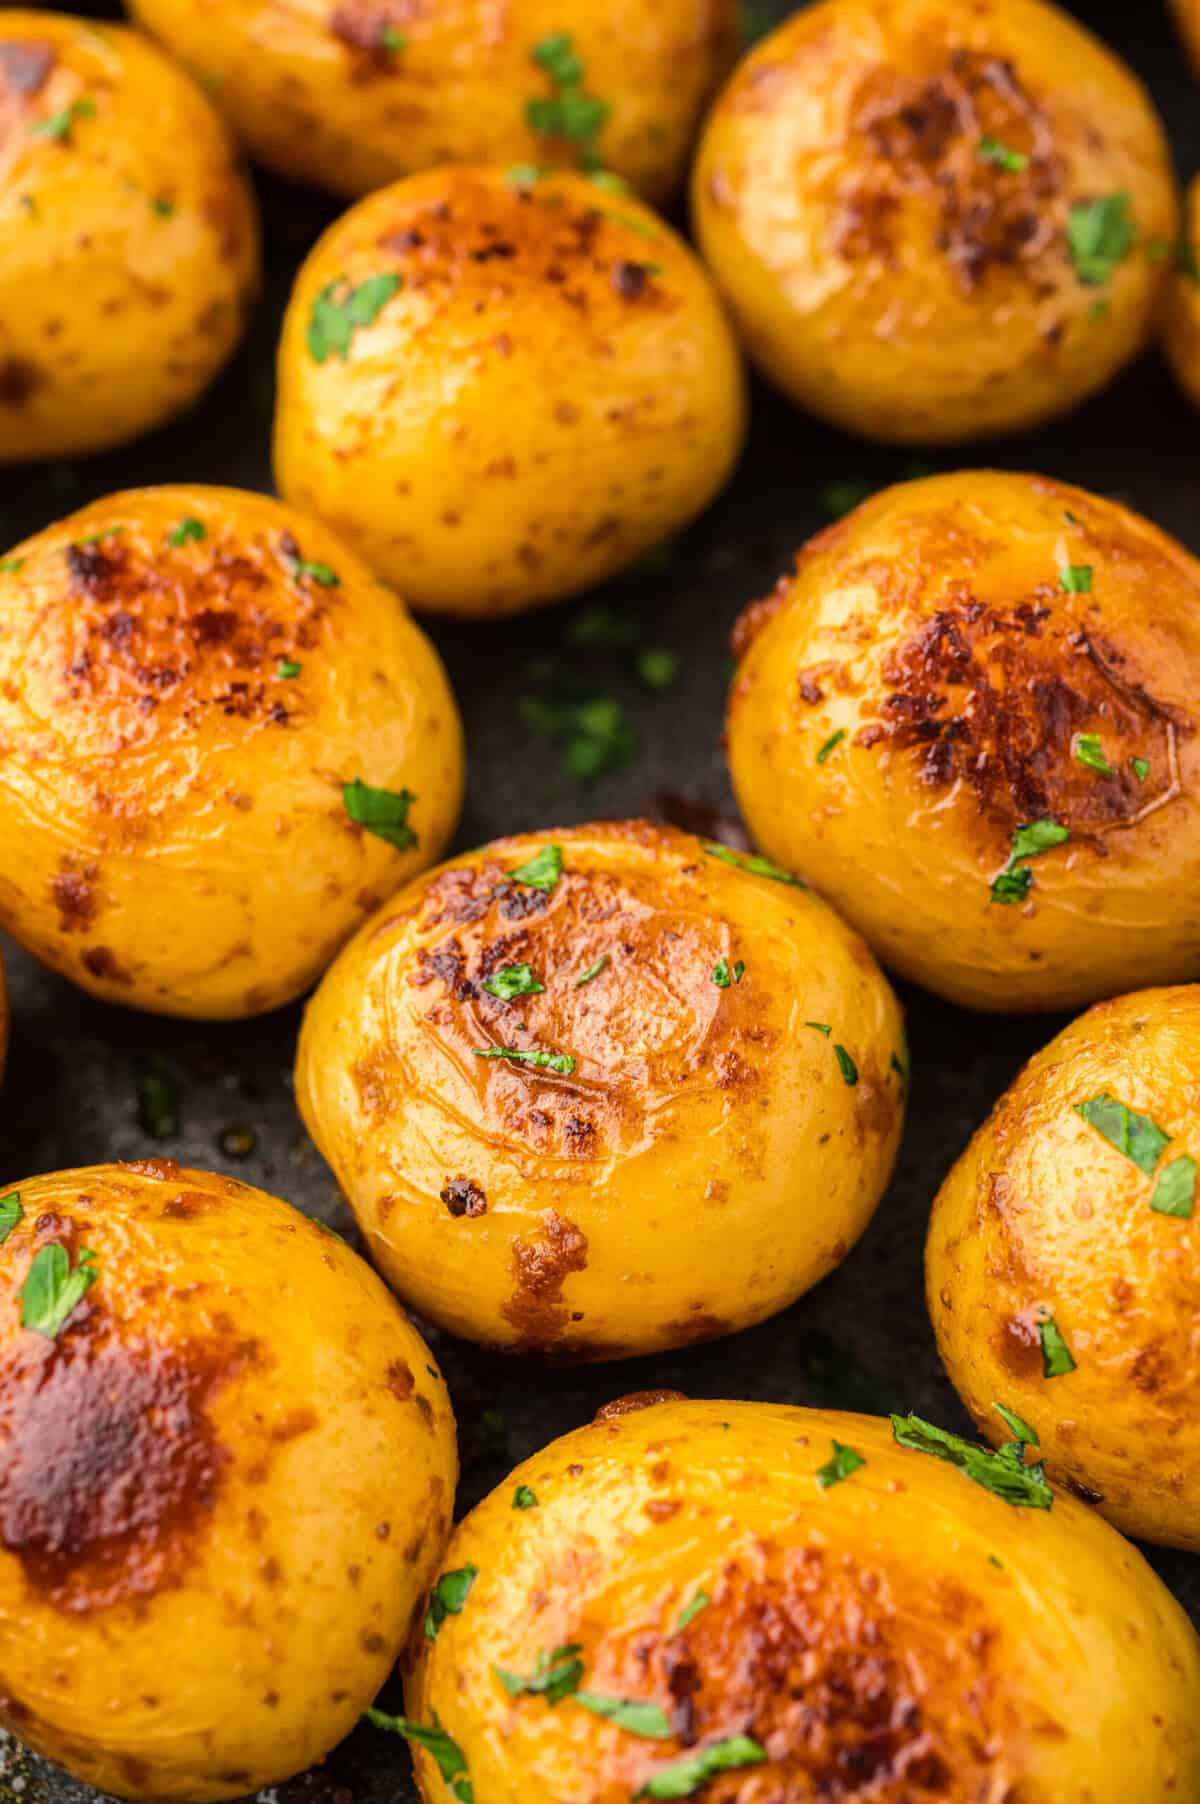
[1060,564,1093,593]
[0,558,25,575]
[306,272,401,363]
[1073,1092,1170,1175]
[287,555,339,586]
[701,843,805,887]
[30,96,96,142]
[20,1244,99,1339]
[425,1564,479,1640]
[482,963,546,1001]
[711,957,745,988]
[890,1047,910,1086]
[1151,1154,1196,1219]
[816,728,847,764]
[512,1484,538,1510]
[151,195,175,217]
[834,1045,858,1086]
[168,517,205,547]
[527,33,611,171]
[805,1021,832,1036]
[636,647,679,691]
[510,844,563,893]
[474,1047,576,1076]
[990,819,1070,905]
[0,1193,22,1245]
[138,1054,180,1139]
[993,1402,1038,1445]
[820,479,872,519]
[1039,1316,1076,1379]
[342,778,418,850]
[978,135,1028,172]
[1073,732,1112,775]
[506,162,544,186]
[575,1693,672,1738]
[1132,757,1150,783]
[381,25,407,50]
[277,658,302,679]
[1066,192,1135,286]
[365,1711,472,1804]
[816,1439,865,1489]
[890,1412,1054,1510]
[672,1589,710,1635]
[989,1553,1004,1569]
[495,1642,584,1706]
[574,956,608,988]
[567,605,640,648]
[635,1735,768,1799]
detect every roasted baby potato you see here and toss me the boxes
[0,1160,457,1802]
[274,166,746,617]
[399,1396,1200,1804]
[0,11,259,462]
[929,983,1200,1550]
[1163,176,1200,410]
[0,486,463,1018]
[727,470,1200,1013]
[1170,0,1200,73]
[127,0,737,207]
[692,0,1178,443]
[296,821,906,1356]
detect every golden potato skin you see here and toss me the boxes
[1170,0,1200,73]
[0,486,464,1019]
[274,167,746,618]
[0,1161,457,1802]
[1163,175,1200,411]
[296,821,905,1357]
[692,0,1178,443]
[127,0,737,207]
[403,1398,1200,1804]
[727,470,1200,1013]
[929,984,1200,1550]
[0,12,259,462]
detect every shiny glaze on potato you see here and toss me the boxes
[0,10,259,461]
[727,470,1200,1013]
[274,166,746,617]
[402,1397,1200,1803]
[0,486,463,1018]
[296,821,905,1357]
[0,1161,457,1801]
[692,0,1178,443]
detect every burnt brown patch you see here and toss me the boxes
[997,1308,1044,1379]
[502,1211,589,1349]
[440,1177,486,1218]
[80,946,133,985]
[385,1359,414,1400]
[0,357,42,408]
[595,1389,687,1422]
[51,865,98,933]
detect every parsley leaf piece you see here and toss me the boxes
[1067,193,1135,285]
[495,1643,584,1706]
[1073,732,1112,775]
[805,1021,832,1036]
[816,1439,865,1488]
[636,647,679,691]
[816,728,846,763]
[306,273,401,363]
[701,843,805,887]
[635,1735,767,1799]
[277,658,302,679]
[1151,1154,1195,1218]
[568,605,640,648]
[0,1192,22,1245]
[890,1046,910,1085]
[1132,757,1150,783]
[474,1047,576,1076]
[20,1244,99,1338]
[30,96,96,142]
[138,1054,180,1139]
[513,1484,538,1510]
[287,556,339,586]
[993,1402,1038,1445]
[1060,564,1093,593]
[575,1693,673,1738]
[152,195,175,216]
[978,134,1028,171]
[366,1710,472,1804]
[711,957,744,988]
[527,32,610,169]
[990,819,1069,904]
[1039,1317,1076,1379]
[482,963,545,1001]
[342,779,418,850]
[574,956,608,987]
[834,1045,858,1086]
[820,479,872,519]
[1074,1092,1170,1175]
[506,162,544,186]
[510,844,563,892]
[168,517,205,547]
[425,1564,479,1640]
[890,1413,1054,1510]
[0,558,25,575]
[672,1589,710,1634]
[381,26,406,50]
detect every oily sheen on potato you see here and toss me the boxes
[1164,175,1200,411]
[127,0,737,206]
[0,10,259,461]
[296,822,906,1357]
[0,1161,457,1803]
[727,469,1200,1013]
[929,984,1200,1551]
[692,0,1178,443]
[397,1397,1200,1804]
[0,486,463,1018]
[274,166,746,618]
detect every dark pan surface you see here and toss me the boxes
[2,2,1198,1799]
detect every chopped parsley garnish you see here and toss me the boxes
[993,1401,1038,1445]
[307,273,401,363]
[1039,1316,1076,1379]
[425,1564,478,1640]
[978,135,1028,172]
[635,1736,767,1798]
[575,1693,672,1739]
[574,956,608,987]
[701,843,805,886]
[20,1244,99,1338]
[820,479,872,519]
[711,958,744,988]
[482,963,545,1001]
[277,658,302,679]
[287,555,339,586]
[568,605,641,648]
[513,1484,538,1510]
[342,779,417,850]
[0,1193,22,1245]
[816,1439,865,1488]
[1060,564,1093,593]
[739,0,775,44]
[1067,192,1135,285]
[890,1412,1053,1510]
[30,96,96,142]
[0,558,25,575]
[1151,1154,1195,1218]
[510,844,563,892]
[834,1045,858,1086]
[890,1047,910,1086]
[1072,732,1112,775]
[805,1021,831,1036]
[365,1711,472,1804]
[1074,1092,1170,1175]
[496,1643,584,1705]
[527,33,610,171]
[672,1589,710,1634]
[636,647,679,691]
[474,1047,576,1076]
[506,162,544,186]
[168,517,205,547]
[1132,757,1150,783]
[381,25,407,50]
[151,195,175,217]
[816,728,846,763]
[520,688,637,781]
[990,819,1069,904]
[138,1054,180,1139]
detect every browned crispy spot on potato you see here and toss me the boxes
[80,945,133,985]
[595,1389,688,1421]
[440,1176,487,1218]
[51,865,98,933]
[997,1308,1045,1379]
[503,1211,589,1348]
[0,356,44,407]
